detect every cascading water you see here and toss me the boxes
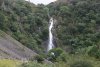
[48,18,54,51]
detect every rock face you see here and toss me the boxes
[0,30,37,60]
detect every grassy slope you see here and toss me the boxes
[0,59,21,67]
[0,52,100,67]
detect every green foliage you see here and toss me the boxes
[20,62,54,67]
[47,48,67,62]
[34,55,44,63]
[0,0,49,53]
[0,0,100,66]
[47,0,100,54]
[88,45,100,59]
[21,62,41,67]
[60,6,70,17]
[70,61,93,67]
[1,0,100,55]
[57,52,67,62]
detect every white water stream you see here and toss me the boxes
[48,18,54,51]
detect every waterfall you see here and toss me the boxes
[48,18,54,51]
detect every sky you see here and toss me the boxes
[25,0,56,5]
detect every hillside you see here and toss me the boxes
[0,30,36,60]
[0,0,49,53]
[0,0,100,67]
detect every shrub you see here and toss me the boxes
[21,63,28,67]
[34,55,44,63]
[88,46,100,59]
[47,48,67,62]
[70,61,93,67]
[57,52,67,62]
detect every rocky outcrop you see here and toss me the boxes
[0,30,37,60]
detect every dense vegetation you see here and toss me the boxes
[0,0,100,67]
[0,0,49,53]
[47,0,100,59]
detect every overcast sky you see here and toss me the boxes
[25,0,56,5]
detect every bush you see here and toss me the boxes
[34,55,44,63]
[70,61,93,67]
[47,48,67,62]
[88,46,100,59]
[57,52,67,62]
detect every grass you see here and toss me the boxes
[0,54,100,67]
[58,54,100,67]
[0,59,21,67]
[19,54,100,67]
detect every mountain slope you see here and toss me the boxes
[0,30,37,60]
[0,0,49,53]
